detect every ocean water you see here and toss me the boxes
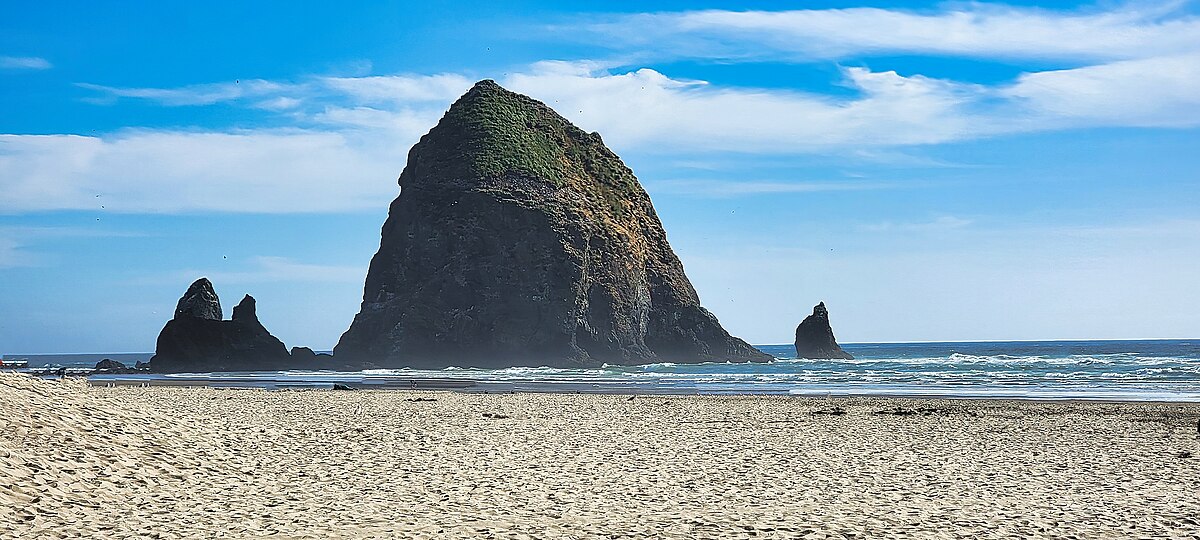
[7,340,1200,401]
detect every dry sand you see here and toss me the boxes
[2,373,1199,539]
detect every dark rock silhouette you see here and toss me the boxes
[93,359,136,373]
[174,277,222,320]
[336,80,769,369]
[794,302,853,360]
[94,358,125,370]
[290,346,333,363]
[149,279,293,372]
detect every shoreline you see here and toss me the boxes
[4,373,1200,538]
[77,373,1200,403]
[5,336,1196,358]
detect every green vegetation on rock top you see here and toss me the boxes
[410,80,644,218]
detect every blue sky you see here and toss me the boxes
[2,0,1199,353]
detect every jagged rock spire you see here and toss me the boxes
[174,277,222,320]
[150,280,292,372]
[795,302,854,360]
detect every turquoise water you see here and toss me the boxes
[11,339,1200,400]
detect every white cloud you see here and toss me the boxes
[318,73,474,103]
[571,3,1200,62]
[9,75,472,214]
[0,226,146,269]
[646,178,894,197]
[27,63,982,213]
[860,216,974,233]
[0,56,52,70]
[76,73,474,109]
[77,79,290,106]
[509,54,1200,152]
[254,97,304,111]
[9,64,998,214]
[310,106,444,135]
[9,29,1200,214]
[502,63,990,152]
[1005,52,1200,128]
[498,61,1200,154]
[178,256,364,284]
[0,130,414,213]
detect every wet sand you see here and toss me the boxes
[2,373,1199,539]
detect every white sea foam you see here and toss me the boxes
[77,340,1200,401]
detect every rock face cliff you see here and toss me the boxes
[335,80,769,369]
[794,302,854,360]
[149,278,294,372]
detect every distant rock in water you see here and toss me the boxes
[94,358,125,371]
[794,302,853,360]
[290,346,333,363]
[149,279,294,372]
[94,359,136,373]
[335,79,769,369]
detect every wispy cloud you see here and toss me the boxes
[860,216,974,233]
[7,55,1199,214]
[501,62,989,152]
[500,60,1200,152]
[1003,52,1200,128]
[77,79,291,106]
[177,256,364,284]
[0,225,147,239]
[253,97,304,111]
[0,56,52,70]
[0,226,146,269]
[646,178,894,197]
[0,130,415,213]
[0,235,34,268]
[77,73,473,108]
[66,57,1200,151]
[565,3,1200,62]
[7,1,1199,215]
[13,62,989,213]
[319,73,473,103]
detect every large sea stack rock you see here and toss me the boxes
[794,302,854,360]
[149,279,293,372]
[335,80,769,369]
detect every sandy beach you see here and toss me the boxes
[2,373,1198,539]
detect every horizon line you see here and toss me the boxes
[4,337,1196,357]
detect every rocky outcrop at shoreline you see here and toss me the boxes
[335,80,769,369]
[148,278,297,372]
[93,359,139,373]
[290,346,333,363]
[795,302,854,360]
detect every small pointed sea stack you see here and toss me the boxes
[174,277,222,320]
[149,279,292,372]
[335,80,769,369]
[795,302,854,360]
